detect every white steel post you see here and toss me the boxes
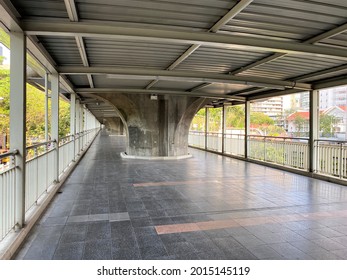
[70,92,76,159]
[51,72,60,182]
[10,31,26,229]
[44,72,49,141]
[245,100,251,159]
[309,90,319,173]
[76,99,81,153]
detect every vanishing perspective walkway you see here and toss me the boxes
[15,131,347,260]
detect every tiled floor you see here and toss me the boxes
[15,130,347,260]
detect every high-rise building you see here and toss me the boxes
[319,86,347,109]
[251,96,284,126]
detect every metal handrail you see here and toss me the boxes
[314,139,347,144]
[26,140,56,150]
[247,135,309,141]
[0,149,18,160]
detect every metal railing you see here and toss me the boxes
[0,150,18,241]
[25,140,56,211]
[188,131,309,170]
[248,135,309,170]
[188,131,205,149]
[189,131,347,179]
[224,134,245,157]
[0,128,100,241]
[207,132,223,152]
[315,139,347,179]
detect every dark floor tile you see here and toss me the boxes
[83,239,112,260]
[53,242,84,260]
[60,223,88,244]
[86,221,111,241]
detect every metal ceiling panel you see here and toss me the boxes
[37,36,83,66]
[10,0,69,19]
[75,0,237,30]
[66,74,90,88]
[84,38,189,68]
[151,80,203,91]
[175,46,270,73]
[199,83,252,95]
[240,54,345,81]
[223,0,347,42]
[92,76,152,88]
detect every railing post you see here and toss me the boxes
[10,31,27,229]
[309,90,319,173]
[51,72,60,183]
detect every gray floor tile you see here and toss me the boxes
[53,242,84,260]
[83,239,112,260]
[14,133,347,260]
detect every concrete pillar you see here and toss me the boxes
[309,90,319,173]
[245,100,251,159]
[51,72,59,182]
[10,31,26,228]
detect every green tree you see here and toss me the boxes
[225,105,245,128]
[0,69,70,146]
[320,114,337,137]
[293,114,306,137]
[250,112,275,126]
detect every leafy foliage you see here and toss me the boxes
[0,69,70,146]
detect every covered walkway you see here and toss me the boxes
[15,130,347,260]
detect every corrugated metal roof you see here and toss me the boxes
[85,38,190,68]
[2,0,347,106]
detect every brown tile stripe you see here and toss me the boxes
[155,209,347,235]
[133,180,220,187]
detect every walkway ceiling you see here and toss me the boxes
[1,0,347,116]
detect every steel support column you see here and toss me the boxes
[44,72,49,141]
[222,105,226,154]
[70,92,76,159]
[75,99,81,153]
[10,31,26,229]
[205,107,209,150]
[309,90,319,173]
[245,101,251,159]
[51,73,60,182]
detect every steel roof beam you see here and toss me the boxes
[63,0,94,88]
[293,64,347,82]
[59,66,311,90]
[22,21,347,60]
[146,0,253,89]
[75,88,246,101]
[230,21,347,76]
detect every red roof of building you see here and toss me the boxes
[338,105,347,111]
[287,111,310,121]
